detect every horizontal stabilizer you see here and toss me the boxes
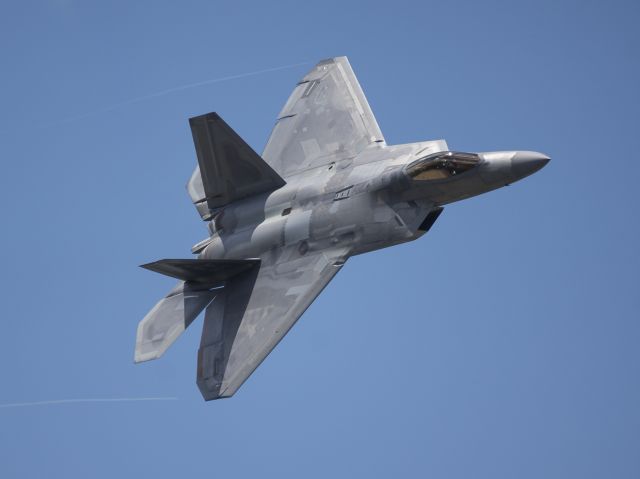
[135,281,216,363]
[141,259,260,284]
[188,112,286,219]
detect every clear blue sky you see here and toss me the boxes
[1,1,638,477]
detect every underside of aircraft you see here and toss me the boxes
[135,57,549,400]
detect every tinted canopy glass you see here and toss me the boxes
[406,151,480,180]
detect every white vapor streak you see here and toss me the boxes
[53,61,310,126]
[0,397,178,409]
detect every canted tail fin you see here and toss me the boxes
[186,112,286,220]
[140,259,260,284]
[135,259,260,363]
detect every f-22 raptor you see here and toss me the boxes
[135,57,549,400]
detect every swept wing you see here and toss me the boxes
[262,56,385,177]
[197,246,347,399]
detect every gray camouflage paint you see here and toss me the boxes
[136,57,549,400]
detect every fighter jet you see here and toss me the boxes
[135,56,549,400]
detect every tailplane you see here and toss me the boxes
[135,259,260,363]
[140,258,260,284]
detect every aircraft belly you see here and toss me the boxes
[138,56,549,401]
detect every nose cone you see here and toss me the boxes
[480,150,550,187]
[511,151,550,179]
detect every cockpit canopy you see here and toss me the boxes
[406,151,480,181]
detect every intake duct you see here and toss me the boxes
[418,207,444,233]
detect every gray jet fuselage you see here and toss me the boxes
[199,144,549,263]
[137,57,550,401]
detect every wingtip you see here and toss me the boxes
[134,350,159,364]
[314,56,342,66]
[198,384,236,402]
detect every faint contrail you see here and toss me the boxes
[0,397,178,409]
[50,61,310,127]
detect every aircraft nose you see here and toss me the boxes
[511,151,550,178]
